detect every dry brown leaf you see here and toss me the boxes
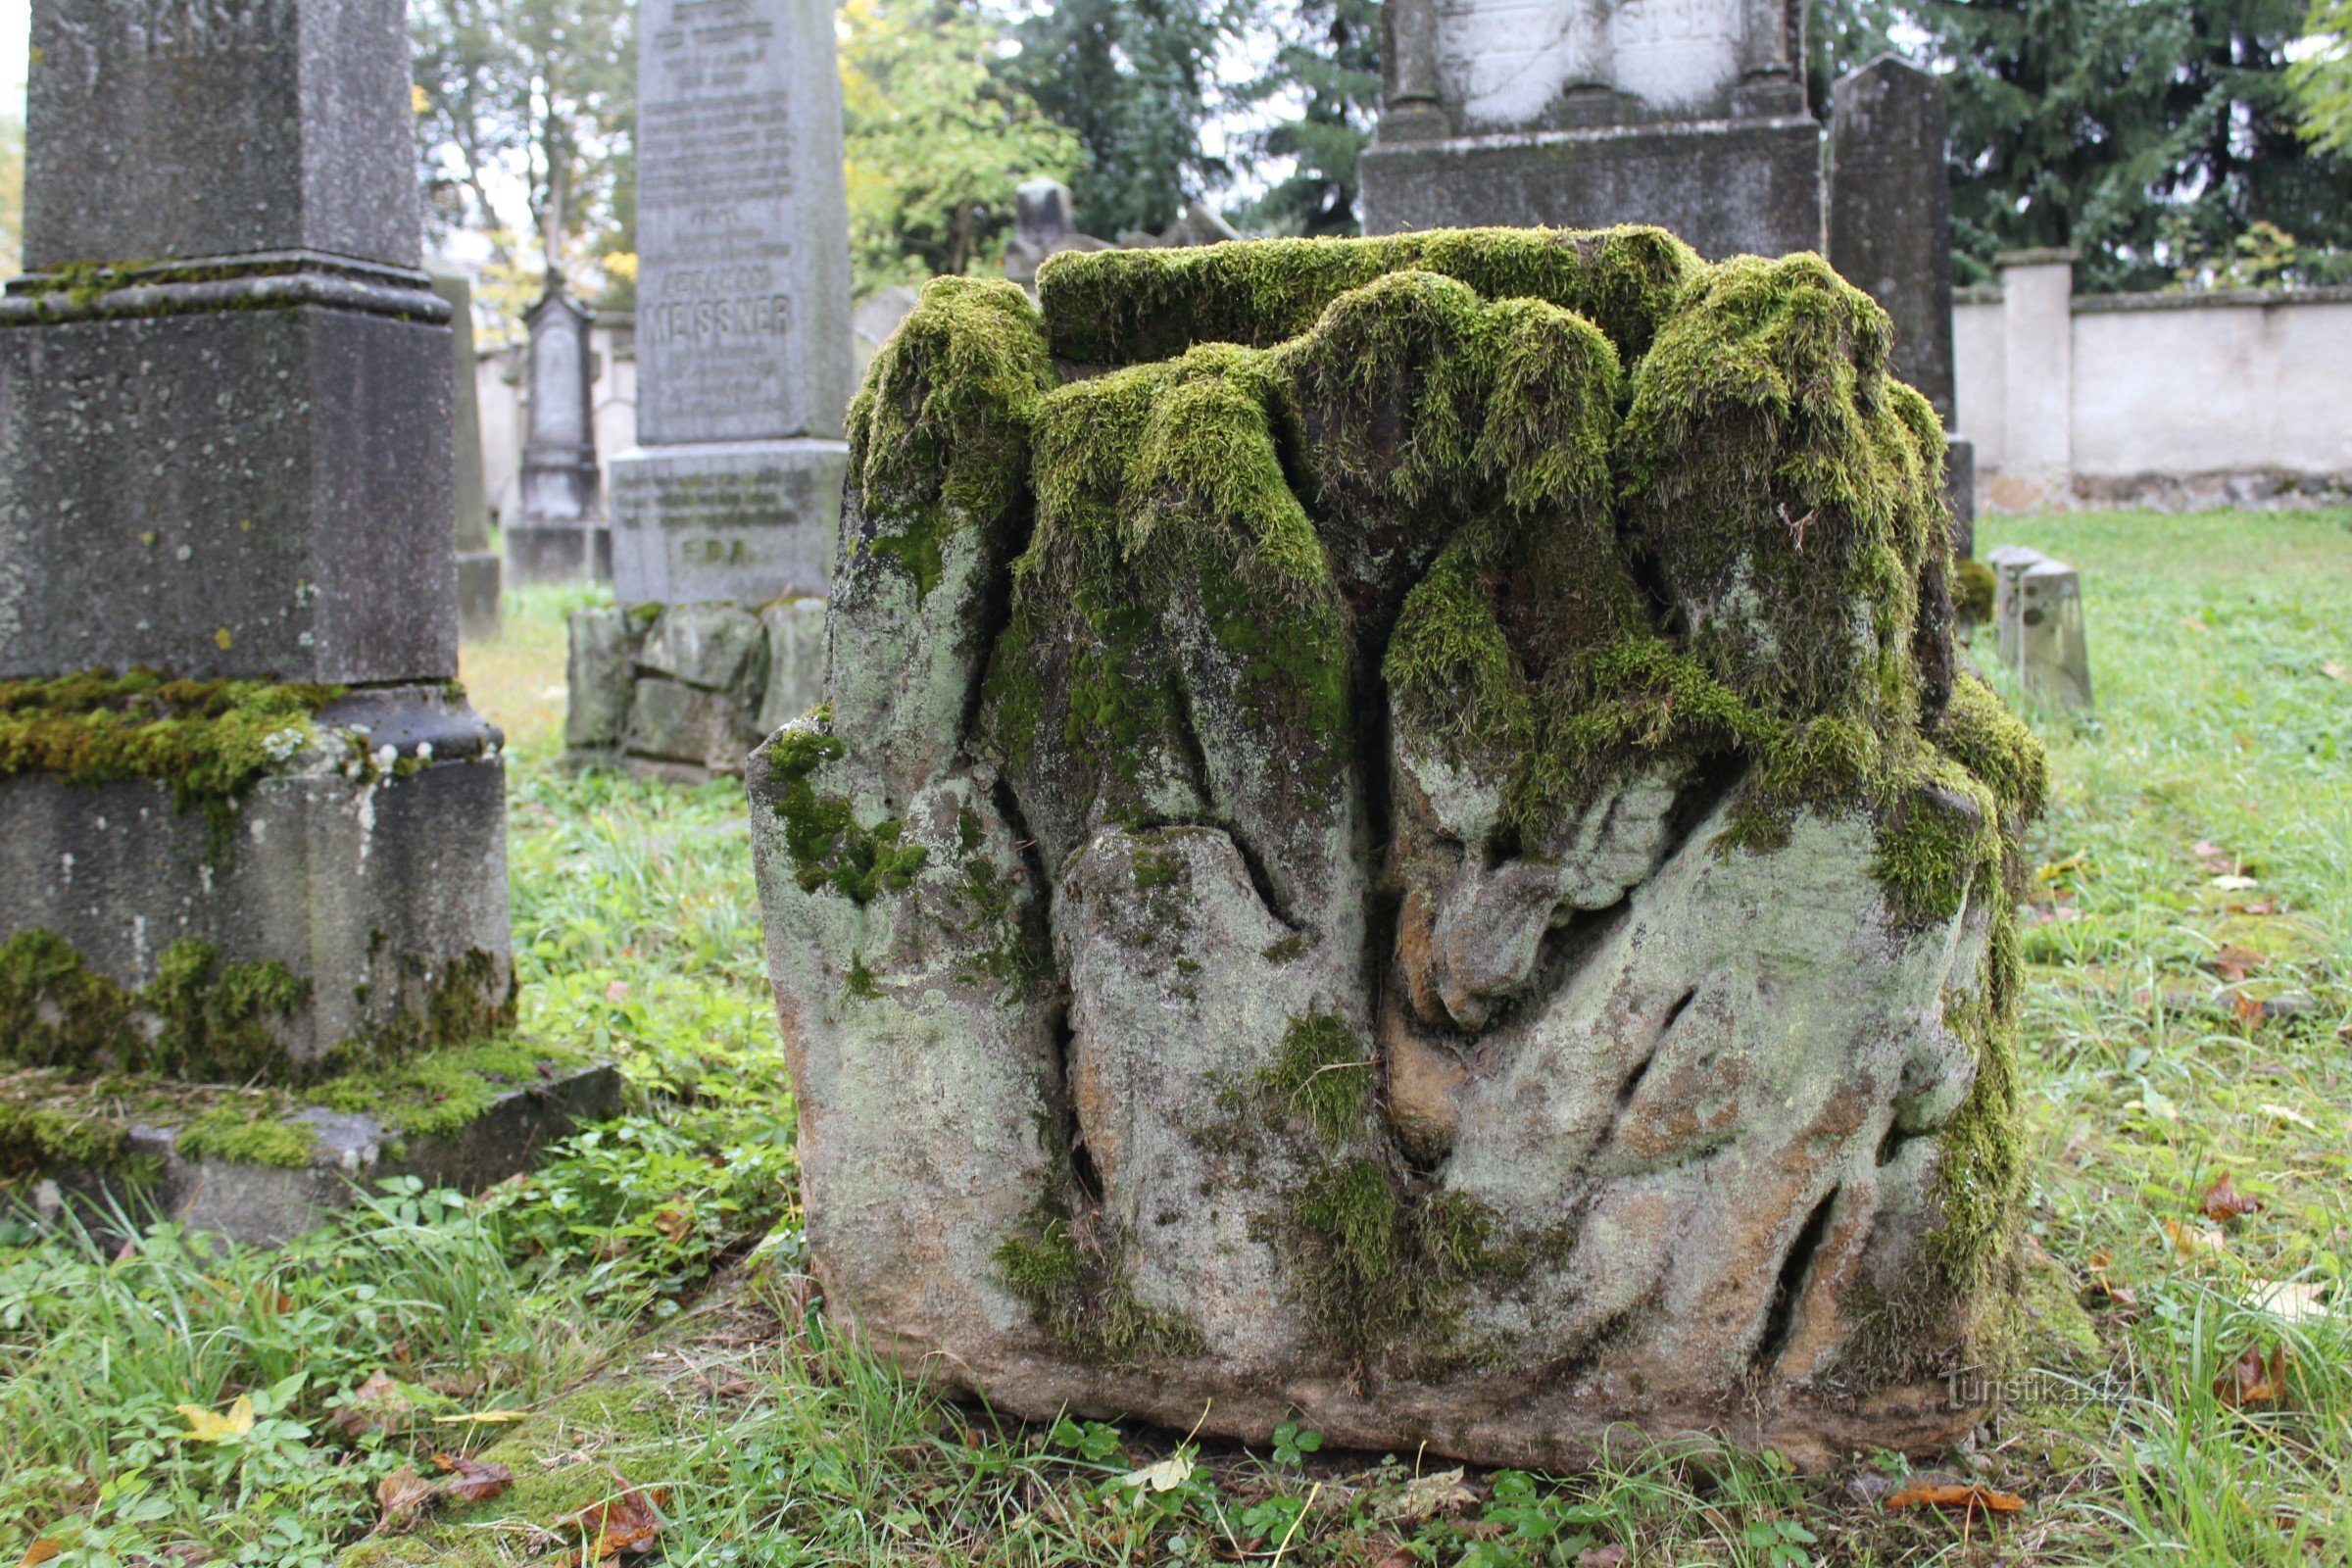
[2200,1173,2263,1223]
[1578,1546,1630,1568]
[375,1465,440,1532]
[2192,841,2233,872]
[2323,661,2347,682]
[18,1539,62,1567]
[560,1485,667,1562]
[2163,1217,2229,1265]
[2208,945,2268,984]
[2231,993,2268,1024]
[331,1370,416,1440]
[2082,1250,2140,1311]
[432,1452,516,1503]
[1886,1482,2027,1514]
[605,979,631,1004]
[651,1203,694,1246]
[1378,1466,1477,1523]
[2214,1343,2290,1408]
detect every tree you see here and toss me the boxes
[412,0,635,324]
[841,0,1083,291]
[1236,0,1381,235]
[991,0,1244,237]
[1925,0,2352,289]
[1806,0,1910,118]
[2289,0,2352,159]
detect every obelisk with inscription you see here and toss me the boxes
[0,0,583,1237]
[573,0,852,777]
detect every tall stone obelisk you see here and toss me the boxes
[0,0,513,1072]
[571,0,853,777]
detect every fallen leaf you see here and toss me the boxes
[1886,1482,2027,1514]
[2323,661,2346,681]
[2208,944,2268,984]
[560,1486,667,1562]
[605,979,631,1004]
[2082,1250,2140,1311]
[1377,1466,1477,1523]
[651,1203,694,1245]
[2201,1173,2263,1223]
[2232,993,2268,1024]
[432,1410,531,1426]
[2214,1343,2289,1408]
[375,1465,440,1531]
[1371,1542,1417,1568]
[18,1539,62,1566]
[174,1395,256,1443]
[1114,1452,1196,1494]
[1579,1546,1630,1568]
[2247,1281,2331,1324]
[2230,899,2278,915]
[2163,1217,2229,1266]
[2210,874,2259,892]
[432,1452,516,1502]
[2257,1101,2320,1131]
[332,1370,416,1440]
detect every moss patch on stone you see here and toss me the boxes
[995,1196,1205,1367]
[0,669,342,844]
[0,929,309,1081]
[845,275,1058,604]
[306,1038,590,1139]
[173,1103,318,1166]
[1257,1013,1373,1147]
[763,716,927,904]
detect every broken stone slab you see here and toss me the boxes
[564,607,645,751]
[2018,558,2093,710]
[750,241,2046,1468]
[16,1056,619,1248]
[623,674,756,772]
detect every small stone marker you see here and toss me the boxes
[1826,56,1975,544]
[432,270,504,638]
[1985,543,2047,665]
[0,0,607,1243]
[2017,558,2093,710]
[751,233,2046,1468]
[1358,0,1822,259]
[506,276,610,585]
[582,0,855,778]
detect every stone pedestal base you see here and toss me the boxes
[507,522,612,586]
[610,438,848,608]
[1358,116,1825,260]
[458,549,504,640]
[16,1057,619,1247]
[564,599,825,780]
[0,684,512,1069]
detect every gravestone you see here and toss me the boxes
[1358,0,1822,259]
[0,0,608,1243]
[1985,543,2046,665]
[1827,57,1976,548]
[752,236,2042,1467]
[2017,559,2092,710]
[506,276,610,584]
[577,0,853,778]
[431,270,505,638]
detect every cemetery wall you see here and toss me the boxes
[1955,268,2352,512]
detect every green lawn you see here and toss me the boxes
[2,508,2347,1567]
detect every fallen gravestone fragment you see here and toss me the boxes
[748,229,2046,1467]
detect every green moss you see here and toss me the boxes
[1037,224,1699,368]
[174,1104,318,1166]
[846,275,1058,603]
[843,952,882,1000]
[1954,557,1996,623]
[1258,1013,1372,1147]
[305,1038,583,1139]
[0,931,307,1081]
[0,1094,133,1178]
[763,716,927,905]
[995,1198,1205,1367]
[0,670,343,850]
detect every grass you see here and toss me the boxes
[2,517,2348,1566]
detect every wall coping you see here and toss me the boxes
[1946,283,2352,313]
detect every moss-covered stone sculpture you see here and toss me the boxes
[747,227,2046,1467]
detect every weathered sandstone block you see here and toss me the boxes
[747,229,2045,1467]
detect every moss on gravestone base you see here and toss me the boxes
[762,713,926,905]
[0,929,309,1081]
[0,670,344,851]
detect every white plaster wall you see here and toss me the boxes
[1950,297,2003,469]
[2070,298,2352,479]
[476,347,523,530]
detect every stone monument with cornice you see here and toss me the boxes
[568,0,850,779]
[1360,0,1822,260]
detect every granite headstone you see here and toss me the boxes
[432,270,505,637]
[1827,56,1975,547]
[1359,0,1823,259]
[506,276,611,584]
